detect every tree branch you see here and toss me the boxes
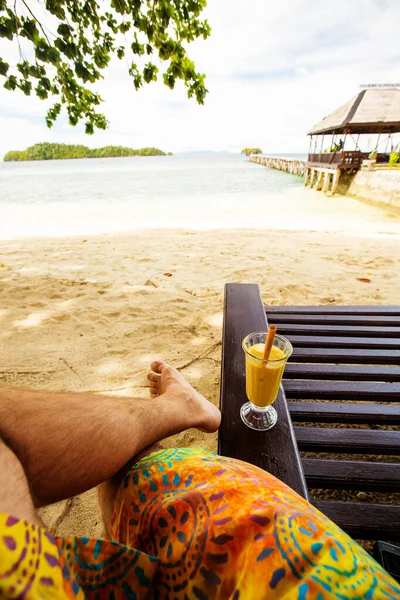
[20,0,52,45]
[14,0,26,62]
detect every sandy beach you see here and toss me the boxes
[1,219,400,537]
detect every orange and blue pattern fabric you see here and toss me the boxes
[1,447,400,599]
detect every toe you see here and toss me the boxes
[151,360,166,374]
[149,380,159,397]
[147,372,161,383]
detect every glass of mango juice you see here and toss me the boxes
[241,332,293,431]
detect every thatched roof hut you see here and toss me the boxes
[308,88,400,135]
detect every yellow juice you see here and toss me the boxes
[245,343,285,407]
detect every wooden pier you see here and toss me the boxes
[249,152,374,196]
[304,166,340,194]
[249,155,306,176]
[249,155,341,195]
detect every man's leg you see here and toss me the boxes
[0,437,39,524]
[98,443,162,537]
[0,361,220,509]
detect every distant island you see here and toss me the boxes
[241,148,262,156]
[4,143,171,162]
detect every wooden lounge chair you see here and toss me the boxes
[219,283,400,542]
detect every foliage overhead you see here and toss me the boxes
[3,141,169,160]
[241,148,262,155]
[0,0,210,133]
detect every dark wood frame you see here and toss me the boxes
[307,151,390,170]
[218,283,308,498]
[219,283,400,541]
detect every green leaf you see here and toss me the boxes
[111,0,125,15]
[131,40,144,55]
[133,73,142,90]
[54,37,76,60]
[143,63,158,83]
[0,21,14,40]
[20,18,39,41]
[40,76,51,90]
[29,64,45,78]
[75,62,92,82]
[0,58,9,76]
[19,79,32,95]
[57,23,71,38]
[46,103,61,127]
[35,41,61,64]
[119,21,131,33]
[163,73,175,89]
[4,74,17,90]
[93,46,110,68]
[17,60,29,78]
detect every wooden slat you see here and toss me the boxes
[303,458,400,492]
[219,284,308,498]
[295,426,400,454]
[267,305,400,315]
[286,335,400,349]
[270,315,400,326]
[290,401,400,425]
[285,363,400,382]
[270,323,400,338]
[313,501,400,541]
[284,380,400,401]
[292,347,400,364]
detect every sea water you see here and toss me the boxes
[1,152,398,239]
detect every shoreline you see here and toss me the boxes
[2,227,400,243]
[2,153,400,240]
[2,154,172,164]
[2,191,400,241]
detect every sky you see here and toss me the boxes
[1,0,400,158]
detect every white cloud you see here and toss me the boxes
[1,0,400,158]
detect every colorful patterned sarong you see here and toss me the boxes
[1,447,399,599]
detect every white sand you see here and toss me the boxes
[1,189,400,536]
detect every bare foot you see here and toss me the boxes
[147,361,221,433]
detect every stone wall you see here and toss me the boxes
[249,155,306,176]
[346,168,400,211]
